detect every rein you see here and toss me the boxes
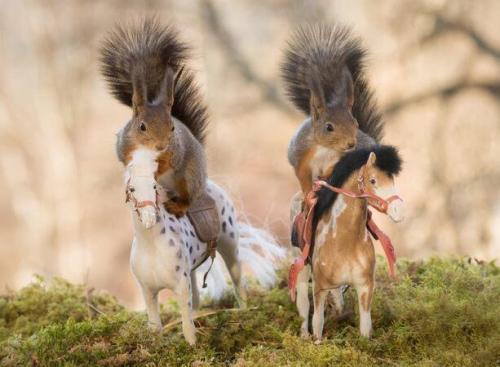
[288,168,401,301]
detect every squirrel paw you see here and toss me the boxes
[164,200,188,218]
[139,207,157,229]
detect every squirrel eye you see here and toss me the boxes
[129,187,135,192]
[369,178,376,185]
[140,123,146,131]
[326,123,334,132]
[171,125,175,132]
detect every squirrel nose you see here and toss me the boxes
[347,141,355,150]
[156,144,165,151]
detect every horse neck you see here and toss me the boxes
[336,172,368,241]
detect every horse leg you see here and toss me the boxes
[312,284,328,342]
[355,280,374,338]
[191,274,200,310]
[140,285,161,331]
[175,272,196,345]
[217,235,247,308]
[296,264,311,338]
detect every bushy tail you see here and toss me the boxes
[197,221,287,300]
[99,17,208,143]
[281,23,383,142]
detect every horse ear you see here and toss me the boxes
[132,72,147,115]
[158,66,175,112]
[367,152,377,166]
[308,69,326,121]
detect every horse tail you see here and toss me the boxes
[196,220,286,300]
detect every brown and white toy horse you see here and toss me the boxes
[292,145,403,340]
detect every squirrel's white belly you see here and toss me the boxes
[310,146,341,180]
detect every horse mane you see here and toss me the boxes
[313,145,402,232]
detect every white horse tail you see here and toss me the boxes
[236,221,286,288]
[196,219,286,300]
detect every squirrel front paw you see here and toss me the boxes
[164,200,189,218]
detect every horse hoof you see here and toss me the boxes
[185,333,196,345]
[300,330,311,340]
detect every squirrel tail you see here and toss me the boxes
[281,24,384,142]
[100,17,208,143]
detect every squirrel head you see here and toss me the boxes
[129,67,176,152]
[309,66,358,152]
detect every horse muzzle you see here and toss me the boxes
[387,197,404,223]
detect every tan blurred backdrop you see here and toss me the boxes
[0,0,499,306]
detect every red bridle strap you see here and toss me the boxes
[315,180,402,214]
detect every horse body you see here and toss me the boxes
[126,148,246,345]
[293,147,403,341]
[310,174,376,340]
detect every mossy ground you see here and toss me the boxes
[1,258,499,366]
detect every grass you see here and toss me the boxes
[0,258,499,366]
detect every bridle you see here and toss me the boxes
[125,177,162,215]
[315,164,402,214]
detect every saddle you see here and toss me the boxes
[186,191,220,287]
[187,191,220,244]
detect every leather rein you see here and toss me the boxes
[288,166,402,301]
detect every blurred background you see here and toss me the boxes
[0,0,499,306]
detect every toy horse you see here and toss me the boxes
[291,145,403,340]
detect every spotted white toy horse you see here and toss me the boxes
[291,145,403,340]
[126,154,252,345]
[100,19,284,345]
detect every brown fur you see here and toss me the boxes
[295,146,316,194]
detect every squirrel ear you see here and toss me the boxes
[132,72,147,115]
[308,70,326,120]
[158,66,175,112]
[341,67,354,110]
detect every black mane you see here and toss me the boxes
[313,145,402,231]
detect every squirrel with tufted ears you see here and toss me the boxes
[100,18,209,217]
[281,24,384,195]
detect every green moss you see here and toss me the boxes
[1,258,499,366]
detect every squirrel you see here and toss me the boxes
[100,18,209,217]
[281,24,384,195]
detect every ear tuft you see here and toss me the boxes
[157,66,175,112]
[308,67,326,119]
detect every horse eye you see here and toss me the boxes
[140,123,146,131]
[369,178,376,185]
[326,123,334,132]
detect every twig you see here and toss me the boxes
[383,80,500,116]
[163,307,257,331]
[86,302,107,317]
[199,0,292,113]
